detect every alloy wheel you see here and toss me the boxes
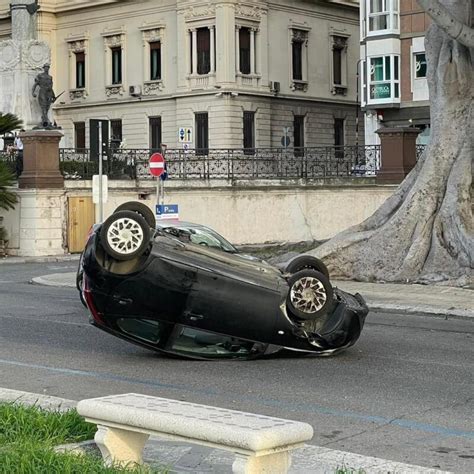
[290,276,327,314]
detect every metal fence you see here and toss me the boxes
[59,146,382,181]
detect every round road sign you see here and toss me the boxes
[149,153,166,177]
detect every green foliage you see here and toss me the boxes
[0,161,18,210]
[0,403,168,474]
[0,113,22,135]
[0,403,96,446]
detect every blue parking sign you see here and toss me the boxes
[156,204,179,220]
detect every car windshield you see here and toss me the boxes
[160,225,237,253]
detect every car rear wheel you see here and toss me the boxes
[285,255,330,279]
[114,201,156,228]
[287,270,333,320]
[100,210,151,261]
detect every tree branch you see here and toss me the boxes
[418,0,474,48]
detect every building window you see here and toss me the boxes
[67,38,88,99]
[292,37,303,80]
[294,116,305,156]
[74,122,85,149]
[75,52,85,89]
[110,119,122,149]
[149,117,162,151]
[368,55,400,103]
[334,118,345,158]
[197,28,211,75]
[368,0,399,33]
[111,47,122,84]
[239,28,251,75]
[331,35,348,95]
[150,41,161,81]
[414,53,427,79]
[290,29,308,91]
[103,33,125,95]
[243,111,255,154]
[195,112,209,155]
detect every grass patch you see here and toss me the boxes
[0,402,165,474]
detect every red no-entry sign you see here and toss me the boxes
[149,153,166,177]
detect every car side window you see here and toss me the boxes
[115,318,169,344]
[168,327,257,359]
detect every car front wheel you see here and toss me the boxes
[286,270,333,320]
[100,210,151,261]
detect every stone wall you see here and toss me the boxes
[1,180,396,254]
[67,179,395,245]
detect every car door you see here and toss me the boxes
[172,243,284,343]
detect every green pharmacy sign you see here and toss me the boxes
[370,83,391,99]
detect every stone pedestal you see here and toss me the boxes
[16,188,66,257]
[376,127,421,184]
[19,130,64,189]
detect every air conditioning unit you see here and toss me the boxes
[129,85,142,97]
[269,81,281,93]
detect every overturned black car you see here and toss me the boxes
[80,202,368,360]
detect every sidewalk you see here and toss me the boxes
[0,388,449,474]
[32,272,473,319]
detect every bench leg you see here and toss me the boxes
[232,451,292,474]
[95,425,149,467]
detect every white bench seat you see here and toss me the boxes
[77,393,313,474]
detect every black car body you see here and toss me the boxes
[80,205,368,360]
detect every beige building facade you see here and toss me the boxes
[0,0,361,151]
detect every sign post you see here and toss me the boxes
[149,152,166,211]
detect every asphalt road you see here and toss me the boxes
[0,262,473,472]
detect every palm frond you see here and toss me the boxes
[0,113,23,135]
[0,161,18,210]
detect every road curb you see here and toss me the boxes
[368,303,473,320]
[0,388,76,411]
[31,275,76,288]
[0,387,449,473]
[0,255,80,265]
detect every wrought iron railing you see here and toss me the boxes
[59,146,381,181]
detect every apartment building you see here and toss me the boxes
[360,0,431,145]
[0,0,361,151]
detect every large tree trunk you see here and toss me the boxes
[310,0,473,287]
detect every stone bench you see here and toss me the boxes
[77,393,314,474]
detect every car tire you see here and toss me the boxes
[100,210,151,261]
[286,269,333,320]
[114,201,156,228]
[285,255,330,279]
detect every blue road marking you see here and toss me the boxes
[1,358,473,440]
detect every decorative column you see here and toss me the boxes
[191,28,198,75]
[0,0,51,129]
[250,28,256,75]
[216,3,236,84]
[376,128,421,184]
[235,26,240,74]
[209,26,215,73]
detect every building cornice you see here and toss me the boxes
[39,0,124,14]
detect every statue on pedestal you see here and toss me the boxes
[32,63,56,128]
